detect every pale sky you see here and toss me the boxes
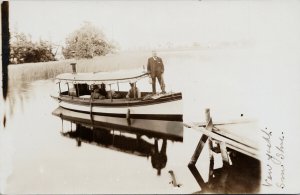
[10,0,300,50]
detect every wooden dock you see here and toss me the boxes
[184,109,260,191]
[184,120,259,160]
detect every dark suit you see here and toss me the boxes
[147,56,166,94]
[151,139,167,176]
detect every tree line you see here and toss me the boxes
[10,22,118,64]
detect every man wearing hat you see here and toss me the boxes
[147,50,166,94]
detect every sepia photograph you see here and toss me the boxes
[1,0,300,194]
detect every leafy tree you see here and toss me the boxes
[10,32,55,64]
[62,22,117,59]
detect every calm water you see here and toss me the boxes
[2,78,211,194]
[2,48,299,193]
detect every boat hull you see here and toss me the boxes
[54,92,183,121]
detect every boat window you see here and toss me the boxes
[78,83,90,96]
[67,83,90,97]
[58,82,69,96]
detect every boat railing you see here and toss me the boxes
[57,78,182,102]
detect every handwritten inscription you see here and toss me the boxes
[261,129,285,189]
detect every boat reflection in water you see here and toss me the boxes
[52,106,183,176]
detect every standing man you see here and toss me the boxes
[151,139,167,176]
[147,50,166,94]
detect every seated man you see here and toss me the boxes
[91,85,105,99]
[91,85,100,99]
[99,83,107,97]
[107,90,115,99]
[126,83,141,99]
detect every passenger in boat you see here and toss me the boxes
[147,50,166,94]
[151,139,167,176]
[107,90,116,99]
[126,83,141,99]
[112,91,122,99]
[91,85,101,99]
[99,83,107,97]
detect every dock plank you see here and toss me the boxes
[184,121,260,160]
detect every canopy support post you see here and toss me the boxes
[90,97,94,125]
[109,84,113,102]
[133,82,137,99]
[67,82,70,95]
[58,82,61,96]
[76,83,80,97]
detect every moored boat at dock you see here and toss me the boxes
[51,65,183,137]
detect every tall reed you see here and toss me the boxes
[8,51,151,84]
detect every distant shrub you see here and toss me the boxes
[10,32,56,64]
[62,22,117,59]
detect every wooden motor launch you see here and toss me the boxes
[51,64,183,136]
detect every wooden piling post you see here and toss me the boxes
[205,108,210,124]
[220,141,231,166]
[187,108,243,192]
[204,108,215,181]
[188,134,208,188]
[208,138,214,181]
[188,108,214,189]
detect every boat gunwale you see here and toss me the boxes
[58,106,183,121]
[53,92,183,107]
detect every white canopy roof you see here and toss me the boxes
[56,69,149,85]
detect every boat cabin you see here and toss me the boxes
[55,69,156,102]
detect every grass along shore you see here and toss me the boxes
[8,51,151,83]
[7,47,210,83]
